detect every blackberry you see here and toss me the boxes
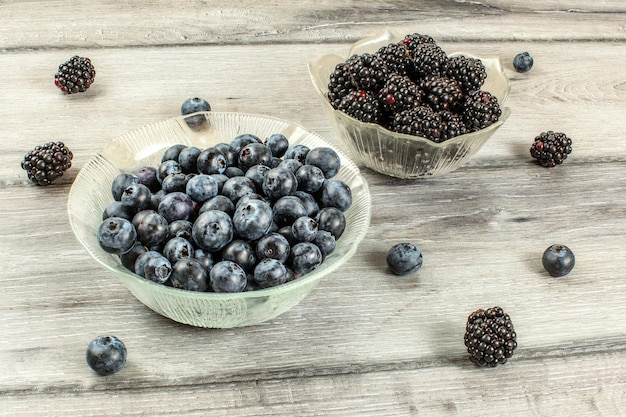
[345,53,389,92]
[388,105,443,142]
[464,306,517,367]
[530,131,573,167]
[410,43,449,79]
[439,110,468,140]
[419,76,464,112]
[375,42,412,76]
[54,56,96,94]
[21,141,73,185]
[401,32,436,53]
[462,90,501,131]
[327,62,354,109]
[337,90,382,124]
[446,55,487,93]
[377,74,424,114]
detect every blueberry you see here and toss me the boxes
[292,216,318,243]
[233,198,273,241]
[102,201,135,221]
[320,179,352,212]
[168,219,193,241]
[163,237,195,264]
[134,250,162,277]
[289,242,323,275]
[542,244,575,277]
[193,248,215,272]
[284,144,310,164]
[158,191,194,223]
[293,190,320,218]
[295,164,325,193]
[272,195,308,228]
[157,159,183,183]
[142,252,173,284]
[386,243,423,276]
[120,183,152,211]
[133,210,169,247]
[312,230,336,259]
[264,133,289,158]
[170,258,209,291]
[210,173,229,193]
[230,133,261,154]
[161,172,189,194]
[210,261,247,293]
[214,143,238,167]
[192,210,234,252]
[277,158,302,175]
[149,190,165,211]
[199,195,235,217]
[256,232,291,264]
[221,175,256,204]
[161,144,187,163]
[97,217,137,255]
[185,174,219,203]
[262,167,298,200]
[253,258,287,289]
[181,97,211,128]
[135,166,160,192]
[238,142,273,172]
[221,239,257,272]
[305,147,341,178]
[86,335,127,376]
[120,242,147,272]
[196,147,227,175]
[111,173,138,201]
[245,164,271,191]
[513,52,534,73]
[177,146,202,174]
[316,207,346,239]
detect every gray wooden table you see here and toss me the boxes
[1,1,625,416]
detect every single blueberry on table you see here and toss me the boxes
[386,243,423,276]
[210,260,247,293]
[170,258,210,291]
[97,217,137,255]
[181,97,211,129]
[86,335,127,376]
[253,258,287,289]
[513,52,534,73]
[542,244,575,277]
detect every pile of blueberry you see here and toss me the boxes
[97,132,351,293]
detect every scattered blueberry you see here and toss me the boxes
[542,244,575,277]
[513,52,534,73]
[181,97,211,129]
[386,243,423,275]
[86,335,127,376]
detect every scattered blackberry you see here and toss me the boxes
[21,141,73,185]
[375,42,412,76]
[419,76,464,112]
[439,110,468,140]
[464,306,517,368]
[378,74,424,114]
[337,90,382,124]
[345,53,390,92]
[530,131,573,167]
[410,43,449,78]
[462,90,501,131]
[54,56,96,94]
[446,55,487,93]
[388,106,443,142]
[327,62,354,109]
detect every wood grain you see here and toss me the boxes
[1,1,625,416]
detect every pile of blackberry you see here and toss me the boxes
[327,33,501,143]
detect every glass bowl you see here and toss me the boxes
[308,29,511,179]
[67,112,371,328]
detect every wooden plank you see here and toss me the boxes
[1,1,625,50]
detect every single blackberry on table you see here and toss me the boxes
[377,74,424,114]
[464,306,517,368]
[388,105,443,142]
[54,56,96,94]
[327,62,354,109]
[530,131,573,167]
[345,53,390,92]
[462,90,502,131]
[20,141,73,185]
[375,42,412,76]
[337,90,382,124]
[445,55,487,93]
[439,110,468,140]
[419,76,464,112]
[410,43,449,79]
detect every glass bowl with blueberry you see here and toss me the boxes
[308,29,511,179]
[68,112,371,328]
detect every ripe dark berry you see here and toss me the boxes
[386,243,423,275]
[530,131,573,167]
[337,90,382,124]
[464,307,517,367]
[86,335,127,376]
[54,56,95,94]
[513,52,534,73]
[20,141,73,185]
[542,244,575,277]
[181,97,211,129]
[462,90,502,131]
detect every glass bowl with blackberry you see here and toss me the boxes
[68,112,371,328]
[308,29,511,179]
